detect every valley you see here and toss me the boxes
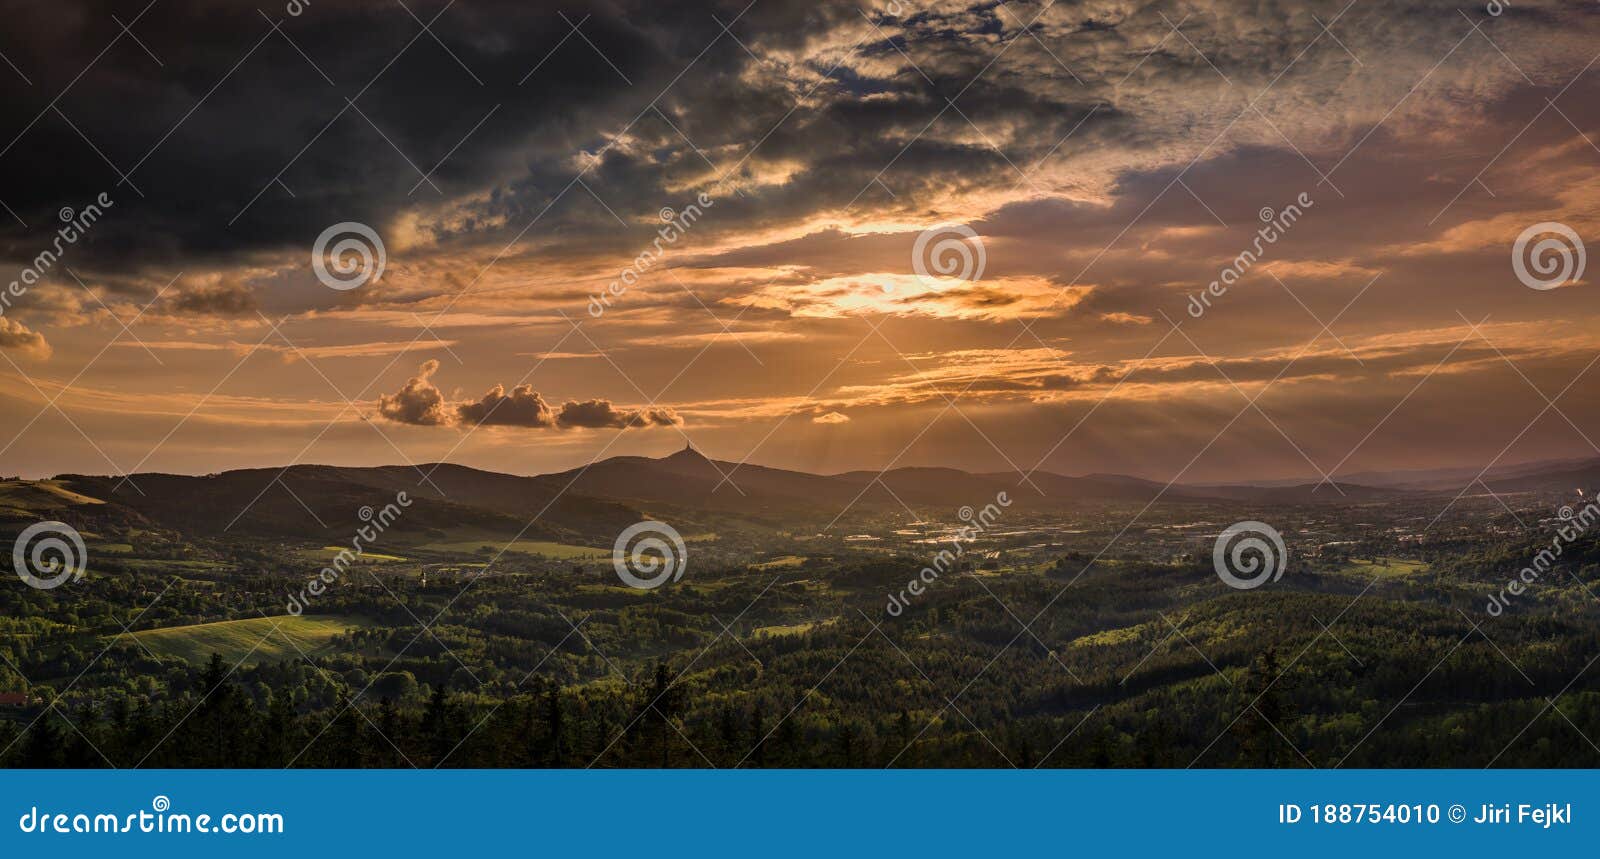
[2,449,1599,767]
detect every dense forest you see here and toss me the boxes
[6,505,1600,768]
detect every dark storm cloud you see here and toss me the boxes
[2,0,1589,279]
[0,3,1340,273]
[0,0,729,266]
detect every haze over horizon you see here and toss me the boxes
[3,1,1599,483]
[24,440,1599,491]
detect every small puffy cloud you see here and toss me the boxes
[376,361,681,430]
[813,410,851,424]
[556,399,682,429]
[1100,312,1154,325]
[376,359,451,426]
[456,384,554,427]
[0,317,51,360]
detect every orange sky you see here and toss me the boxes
[1,1,1598,482]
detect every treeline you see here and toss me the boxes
[7,529,1600,769]
[8,630,1600,769]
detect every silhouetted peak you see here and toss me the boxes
[665,442,710,463]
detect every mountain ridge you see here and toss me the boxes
[33,448,1597,544]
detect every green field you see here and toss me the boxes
[131,615,369,665]
[299,546,409,564]
[752,555,806,570]
[1332,557,1428,577]
[119,558,232,572]
[0,479,105,516]
[753,619,834,638]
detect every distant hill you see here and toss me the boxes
[59,464,641,544]
[1298,456,1600,493]
[33,448,1594,543]
[539,444,1401,517]
[1480,458,1600,496]
[537,445,1206,519]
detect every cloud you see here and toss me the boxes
[554,399,682,429]
[456,384,554,427]
[377,361,680,430]
[376,360,451,426]
[8,1,1600,483]
[15,0,1593,293]
[115,339,458,360]
[813,410,851,424]
[163,283,257,316]
[0,317,50,360]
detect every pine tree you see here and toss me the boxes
[421,685,455,765]
[258,691,300,767]
[749,703,767,768]
[543,686,564,766]
[894,709,914,767]
[20,713,64,768]
[1236,646,1296,767]
[718,705,741,764]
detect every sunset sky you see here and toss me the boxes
[1,0,1597,482]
